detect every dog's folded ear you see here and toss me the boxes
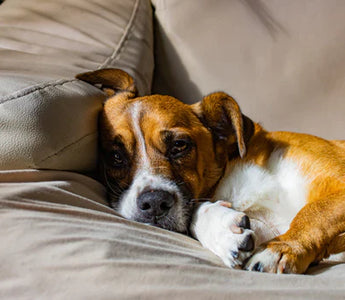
[76,68,137,98]
[191,92,254,159]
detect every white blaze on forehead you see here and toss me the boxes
[118,102,184,225]
[130,102,151,170]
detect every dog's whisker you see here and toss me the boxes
[107,189,122,197]
[102,164,124,198]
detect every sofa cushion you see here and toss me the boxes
[1,169,345,299]
[152,0,345,140]
[0,0,153,171]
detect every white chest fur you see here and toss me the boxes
[213,151,308,242]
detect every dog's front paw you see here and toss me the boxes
[245,240,309,274]
[191,201,256,268]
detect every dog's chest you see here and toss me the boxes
[213,151,308,237]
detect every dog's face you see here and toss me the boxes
[77,69,253,233]
[100,94,224,232]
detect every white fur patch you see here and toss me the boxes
[214,151,308,240]
[190,201,255,268]
[131,102,150,169]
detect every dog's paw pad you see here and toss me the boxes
[238,234,255,252]
[239,215,251,229]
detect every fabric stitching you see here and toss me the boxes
[98,0,140,68]
[0,79,78,105]
[0,0,141,104]
[37,132,98,164]
[0,79,100,166]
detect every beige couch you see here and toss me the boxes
[1,0,345,299]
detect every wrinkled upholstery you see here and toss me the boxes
[0,0,153,171]
[1,170,345,300]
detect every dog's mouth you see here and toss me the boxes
[136,198,212,233]
[135,213,187,232]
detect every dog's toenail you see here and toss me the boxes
[238,234,255,252]
[219,201,232,208]
[239,215,251,229]
[231,251,239,258]
[253,262,263,272]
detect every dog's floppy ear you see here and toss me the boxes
[76,68,137,98]
[191,92,254,158]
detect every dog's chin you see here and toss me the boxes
[133,209,192,234]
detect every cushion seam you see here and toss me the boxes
[98,0,140,69]
[0,79,79,105]
[0,0,140,103]
[37,132,98,165]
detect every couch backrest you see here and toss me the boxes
[152,0,345,140]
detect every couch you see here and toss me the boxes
[1,0,345,299]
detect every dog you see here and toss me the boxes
[76,68,345,274]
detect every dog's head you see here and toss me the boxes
[77,69,254,233]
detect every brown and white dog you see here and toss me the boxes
[77,68,345,274]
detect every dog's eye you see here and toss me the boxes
[112,150,126,167]
[170,139,190,158]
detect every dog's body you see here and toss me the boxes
[191,125,345,272]
[77,69,345,274]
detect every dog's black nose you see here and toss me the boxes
[137,190,175,218]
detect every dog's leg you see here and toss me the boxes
[326,233,345,256]
[324,233,345,262]
[190,201,256,268]
[245,191,345,274]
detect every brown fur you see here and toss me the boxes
[99,93,226,201]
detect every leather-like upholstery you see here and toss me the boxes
[0,0,153,171]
